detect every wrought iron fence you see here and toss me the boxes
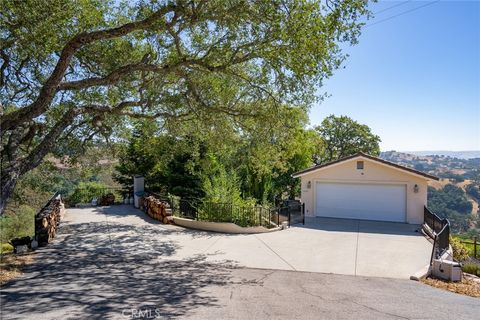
[173,198,304,228]
[424,206,450,264]
[144,190,305,229]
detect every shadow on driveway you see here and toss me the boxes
[0,219,237,320]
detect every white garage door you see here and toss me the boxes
[315,182,406,222]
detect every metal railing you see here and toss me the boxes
[144,191,305,228]
[460,237,478,259]
[424,206,450,264]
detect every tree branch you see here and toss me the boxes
[1,3,177,132]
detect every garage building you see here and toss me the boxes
[292,152,439,224]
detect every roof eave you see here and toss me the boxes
[291,153,439,181]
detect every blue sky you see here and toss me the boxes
[309,0,480,151]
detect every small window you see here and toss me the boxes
[357,161,364,170]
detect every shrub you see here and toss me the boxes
[67,182,110,204]
[450,236,470,261]
[198,163,263,227]
[0,243,14,254]
[0,205,36,243]
[462,263,480,277]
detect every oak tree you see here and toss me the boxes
[0,0,369,213]
[314,115,381,163]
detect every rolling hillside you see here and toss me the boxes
[380,151,480,235]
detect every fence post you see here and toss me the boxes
[302,203,305,225]
[475,236,478,259]
[288,206,291,227]
[430,235,437,266]
[260,207,262,227]
[269,208,271,228]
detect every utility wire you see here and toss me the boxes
[366,0,440,28]
[374,1,411,15]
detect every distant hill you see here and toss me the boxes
[380,151,480,178]
[401,151,480,160]
[380,151,480,235]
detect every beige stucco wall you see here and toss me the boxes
[298,157,429,224]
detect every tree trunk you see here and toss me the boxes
[0,166,20,214]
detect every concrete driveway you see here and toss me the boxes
[101,208,429,279]
[167,215,432,279]
[69,206,430,279]
[267,216,433,278]
[1,205,477,320]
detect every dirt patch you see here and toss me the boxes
[0,253,34,285]
[421,275,480,298]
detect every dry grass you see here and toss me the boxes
[0,253,34,285]
[428,179,450,190]
[456,179,473,188]
[421,275,480,298]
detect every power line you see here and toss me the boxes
[366,0,440,28]
[374,1,411,15]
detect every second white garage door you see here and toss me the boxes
[315,182,406,222]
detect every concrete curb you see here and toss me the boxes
[410,264,431,281]
[172,217,282,234]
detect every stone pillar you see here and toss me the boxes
[133,175,145,208]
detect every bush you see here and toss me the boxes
[67,182,111,205]
[0,243,14,254]
[197,202,261,227]
[0,205,36,243]
[450,236,470,261]
[197,163,263,227]
[462,263,480,277]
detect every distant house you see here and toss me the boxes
[292,152,439,224]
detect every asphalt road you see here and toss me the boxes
[0,206,478,320]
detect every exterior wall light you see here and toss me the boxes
[307,181,311,189]
[413,184,419,193]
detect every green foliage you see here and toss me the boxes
[435,184,473,214]
[1,0,371,213]
[438,172,465,183]
[0,243,14,254]
[115,123,206,199]
[202,161,244,204]
[462,263,480,277]
[1,149,121,240]
[67,182,111,205]
[452,234,480,258]
[428,185,473,233]
[0,205,36,243]
[197,203,263,228]
[314,115,381,163]
[456,229,480,239]
[198,158,258,227]
[116,110,383,206]
[465,184,480,202]
[450,236,471,261]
